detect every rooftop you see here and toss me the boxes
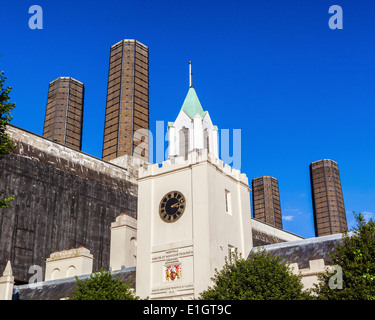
[13,267,136,300]
[251,233,347,269]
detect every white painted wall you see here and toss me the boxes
[110,214,138,271]
[45,247,93,281]
[136,150,252,299]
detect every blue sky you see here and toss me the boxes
[2,0,375,238]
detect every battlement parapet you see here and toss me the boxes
[138,149,248,185]
[289,258,330,291]
[111,212,137,229]
[47,247,93,262]
[290,258,327,276]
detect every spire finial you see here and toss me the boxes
[189,61,193,88]
[2,261,12,277]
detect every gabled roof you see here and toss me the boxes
[180,87,207,119]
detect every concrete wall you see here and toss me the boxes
[251,218,303,246]
[0,125,138,283]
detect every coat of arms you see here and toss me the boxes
[165,265,181,281]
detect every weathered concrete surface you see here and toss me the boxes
[0,125,138,283]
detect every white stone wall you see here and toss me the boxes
[136,150,252,299]
[45,247,93,281]
[290,259,327,291]
[110,213,138,271]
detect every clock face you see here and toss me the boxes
[159,191,186,223]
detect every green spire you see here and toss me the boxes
[180,87,207,119]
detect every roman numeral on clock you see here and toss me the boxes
[159,191,186,223]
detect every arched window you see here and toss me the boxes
[51,268,61,280]
[130,237,137,267]
[66,265,77,278]
[179,127,189,159]
[204,129,210,152]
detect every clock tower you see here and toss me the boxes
[135,64,252,299]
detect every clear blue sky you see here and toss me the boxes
[2,0,375,238]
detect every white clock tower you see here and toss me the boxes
[135,63,252,299]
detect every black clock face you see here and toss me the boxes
[159,191,186,223]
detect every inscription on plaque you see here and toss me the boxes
[151,283,194,295]
[151,247,193,263]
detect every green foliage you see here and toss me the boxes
[0,71,15,208]
[313,212,375,300]
[199,249,309,300]
[69,269,139,300]
[0,71,15,159]
[0,191,14,208]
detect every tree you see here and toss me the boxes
[199,249,309,300]
[0,71,15,208]
[313,212,375,300]
[69,269,139,300]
